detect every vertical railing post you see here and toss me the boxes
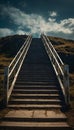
[63,65,70,106]
[3,66,9,107]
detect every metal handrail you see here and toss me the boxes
[45,36,64,65]
[3,35,32,106]
[41,34,70,105]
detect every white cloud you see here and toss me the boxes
[60,18,74,28]
[48,18,56,22]
[0,28,14,37]
[49,11,57,17]
[0,6,74,39]
[16,30,26,35]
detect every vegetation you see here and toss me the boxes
[48,36,74,127]
[0,35,27,101]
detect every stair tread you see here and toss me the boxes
[14,85,57,88]
[4,110,66,119]
[10,99,61,102]
[13,89,58,91]
[0,121,69,127]
[8,104,62,108]
[12,93,59,96]
[16,82,57,85]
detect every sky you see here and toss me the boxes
[0,0,74,39]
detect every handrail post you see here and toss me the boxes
[3,67,9,107]
[63,65,70,106]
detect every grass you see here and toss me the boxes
[48,36,74,128]
[49,36,74,54]
[0,54,13,101]
[0,34,27,100]
[48,36,74,103]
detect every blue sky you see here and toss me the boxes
[0,0,74,39]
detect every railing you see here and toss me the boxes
[41,34,70,106]
[3,35,32,106]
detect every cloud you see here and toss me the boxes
[48,18,56,22]
[49,11,57,17]
[16,29,30,35]
[0,6,74,39]
[0,28,14,37]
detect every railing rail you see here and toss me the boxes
[41,34,70,105]
[3,35,32,106]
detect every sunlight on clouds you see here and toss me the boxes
[0,6,74,38]
[16,30,26,35]
[48,18,56,22]
[0,28,14,37]
[49,11,57,17]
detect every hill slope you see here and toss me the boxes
[48,36,74,97]
[48,36,74,127]
[0,34,27,95]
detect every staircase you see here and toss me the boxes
[0,38,70,129]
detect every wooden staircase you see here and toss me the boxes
[0,38,71,129]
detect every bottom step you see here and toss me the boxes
[0,122,70,129]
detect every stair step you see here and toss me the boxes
[17,78,56,80]
[18,76,55,78]
[3,118,67,122]
[15,82,57,85]
[17,77,55,79]
[9,99,61,105]
[14,85,57,90]
[17,81,57,83]
[11,93,59,99]
[12,89,59,94]
[0,121,69,129]
[8,104,62,109]
[3,110,67,122]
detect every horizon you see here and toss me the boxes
[0,33,74,41]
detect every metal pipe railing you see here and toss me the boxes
[41,34,70,106]
[3,35,32,106]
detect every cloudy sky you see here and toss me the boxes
[0,0,74,39]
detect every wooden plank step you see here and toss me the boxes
[15,82,58,85]
[11,93,60,99]
[12,89,59,94]
[2,110,67,122]
[17,79,56,82]
[0,122,69,128]
[9,99,61,104]
[3,117,67,122]
[14,86,57,90]
[8,104,62,109]
[13,87,58,90]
